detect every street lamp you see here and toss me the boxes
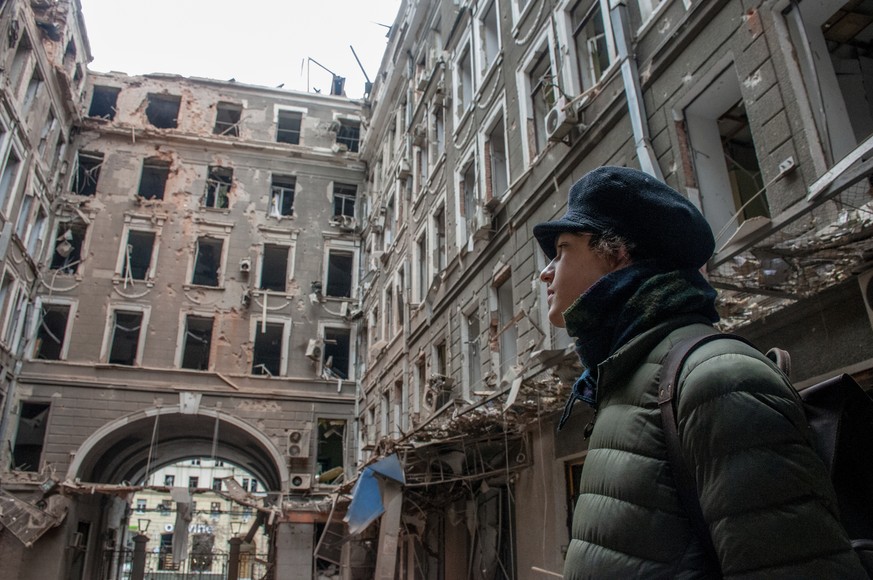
[230,521,243,536]
[137,519,151,534]
[131,519,151,580]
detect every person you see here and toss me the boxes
[533,166,866,579]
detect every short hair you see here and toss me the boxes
[586,231,636,264]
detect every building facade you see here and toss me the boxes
[353,0,873,577]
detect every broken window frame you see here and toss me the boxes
[276,109,303,145]
[16,185,49,259]
[269,174,296,218]
[213,102,242,137]
[115,228,158,283]
[476,0,502,77]
[178,314,214,371]
[517,31,557,163]
[0,144,25,218]
[104,306,150,366]
[637,0,666,26]
[492,271,518,380]
[250,318,290,377]
[2,275,27,351]
[565,0,615,93]
[332,182,357,218]
[31,300,74,360]
[145,93,181,129]
[88,85,120,120]
[320,324,353,381]
[203,166,232,209]
[335,119,361,153]
[258,243,291,292]
[453,35,475,122]
[413,228,428,304]
[483,107,509,204]
[50,219,88,275]
[461,304,482,397]
[9,34,34,98]
[190,236,226,288]
[0,269,21,349]
[11,401,50,472]
[73,151,103,196]
[138,158,171,200]
[430,198,448,276]
[324,242,356,299]
[457,147,479,243]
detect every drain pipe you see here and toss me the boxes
[609,0,662,179]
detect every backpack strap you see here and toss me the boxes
[658,332,756,575]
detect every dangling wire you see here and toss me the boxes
[210,415,220,461]
[144,413,160,486]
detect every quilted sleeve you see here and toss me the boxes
[676,342,867,579]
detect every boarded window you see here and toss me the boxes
[269,175,295,217]
[12,402,49,472]
[145,93,181,128]
[277,110,302,144]
[50,221,87,274]
[181,315,213,370]
[109,310,143,365]
[204,166,232,209]
[252,322,283,376]
[34,304,70,360]
[122,230,155,281]
[335,120,360,152]
[88,85,120,120]
[192,237,223,287]
[214,102,241,136]
[323,327,351,379]
[325,251,353,297]
[260,245,288,292]
[138,158,170,200]
[73,151,103,196]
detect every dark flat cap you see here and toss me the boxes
[533,166,714,269]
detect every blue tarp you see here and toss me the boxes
[344,453,405,535]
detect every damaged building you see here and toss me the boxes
[349,0,873,577]
[0,1,367,578]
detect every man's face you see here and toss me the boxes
[539,232,623,327]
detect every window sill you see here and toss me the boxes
[200,206,231,216]
[184,283,225,291]
[112,277,155,288]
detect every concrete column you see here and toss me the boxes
[227,537,243,580]
[130,534,149,580]
[274,522,313,580]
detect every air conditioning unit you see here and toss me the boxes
[288,473,312,491]
[239,257,251,273]
[338,215,357,232]
[396,159,411,179]
[860,269,873,328]
[369,252,384,272]
[287,427,311,459]
[545,96,578,142]
[305,338,324,360]
[472,206,492,240]
[371,215,385,232]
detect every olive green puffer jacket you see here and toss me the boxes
[564,316,866,579]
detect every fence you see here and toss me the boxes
[103,548,269,580]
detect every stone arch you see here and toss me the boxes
[67,405,290,492]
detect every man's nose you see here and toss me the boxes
[540,261,554,282]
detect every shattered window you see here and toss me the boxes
[252,321,284,376]
[145,93,181,129]
[50,221,87,274]
[214,102,242,136]
[121,230,155,281]
[109,310,143,365]
[277,110,302,144]
[496,276,517,378]
[181,315,213,370]
[528,47,555,156]
[260,244,289,292]
[88,85,120,120]
[0,148,23,213]
[571,0,611,91]
[9,35,32,94]
[25,204,47,259]
[269,174,296,217]
[325,250,353,298]
[481,1,500,71]
[34,304,70,360]
[323,328,351,380]
[22,69,43,116]
[332,183,357,218]
[461,158,477,237]
[465,310,482,392]
[164,475,175,486]
[138,158,170,200]
[335,120,360,152]
[12,402,50,472]
[433,206,447,272]
[485,117,508,201]
[455,44,473,118]
[192,237,223,287]
[316,419,346,484]
[204,166,232,209]
[73,151,103,196]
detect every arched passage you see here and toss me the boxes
[67,405,289,493]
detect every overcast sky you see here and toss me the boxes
[78,0,402,99]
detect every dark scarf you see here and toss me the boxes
[557,260,719,430]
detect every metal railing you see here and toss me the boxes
[104,549,269,580]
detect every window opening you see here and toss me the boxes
[277,110,302,144]
[415,233,428,301]
[323,327,351,379]
[188,476,199,489]
[481,2,500,71]
[336,120,361,152]
[109,310,143,365]
[122,230,155,281]
[326,251,353,297]
[49,221,88,274]
[485,118,508,201]
[269,175,295,217]
[571,0,611,91]
[212,478,222,491]
[34,304,69,360]
[496,278,517,377]
[73,152,103,196]
[9,35,32,93]
[252,322,283,376]
[529,49,555,156]
[22,69,43,115]
[434,207,447,272]
[192,237,223,287]
[0,149,22,211]
[145,93,181,129]
[138,158,170,200]
[719,100,767,222]
[204,166,232,209]
[181,315,213,370]
[466,310,482,392]
[15,193,33,241]
[457,45,474,117]
[164,475,175,486]
[26,205,47,258]
[260,245,288,292]
[88,85,120,120]
[12,402,49,472]
[462,159,478,237]
[214,102,242,136]
[136,499,147,513]
[333,183,357,218]
[317,419,346,484]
